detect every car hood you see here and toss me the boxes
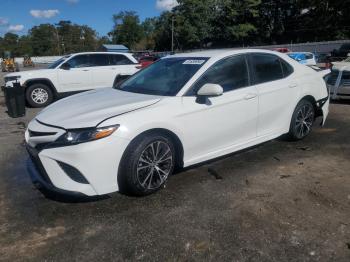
[36,88,161,129]
[6,69,55,78]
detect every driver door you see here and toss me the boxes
[57,54,93,92]
[180,55,258,163]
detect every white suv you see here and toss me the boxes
[3,52,140,107]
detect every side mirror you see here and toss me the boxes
[197,83,223,97]
[61,63,71,70]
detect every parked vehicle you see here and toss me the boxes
[138,55,159,69]
[3,52,140,107]
[25,49,329,197]
[327,61,350,100]
[273,48,291,53]
[287,52,317,66]
[331,43,350,58]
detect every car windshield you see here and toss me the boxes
[48,56,70,69]
[117,57,209,96]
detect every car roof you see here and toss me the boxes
[70,52,131,56]
[167,49,284,59]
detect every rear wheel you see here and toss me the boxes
[26,83,53,108]
[118,133,175,196]
[288,100,315,141]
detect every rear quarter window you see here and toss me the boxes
[249,53,284,84]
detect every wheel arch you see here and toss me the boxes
[299,94,323,118]
[24,78,58,97]
[128,128,184,169]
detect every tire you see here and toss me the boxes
[118,133,176,196]
[26,83,53,108]
[288,99,315,141]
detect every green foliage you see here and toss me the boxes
[109,11,144,49]
[2,0,350,55]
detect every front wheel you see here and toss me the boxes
[26,83,53,108]
[288,100,315,141]
[118,133,175,196]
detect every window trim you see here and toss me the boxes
[247,53,293,85]
[184,54,252,96]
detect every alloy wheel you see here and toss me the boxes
[294,104,314,139]
[31,88,49,104]
[136,140,173,190]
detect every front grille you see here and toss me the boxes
[26,146,53,185]
[29,130,57,137]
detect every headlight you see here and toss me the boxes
[56,125,119,145]
[5,76,21,83]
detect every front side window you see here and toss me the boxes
[48,55,70,69]
[250,54,284,84]
[90,54,110,66]
[118,57,209,96]
[188,55,249,95]
[65,55,90,68]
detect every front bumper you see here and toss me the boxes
[26,120,131,196]
[27,156,87,198]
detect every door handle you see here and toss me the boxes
[244,93,257,100]
[289,83,298,88]
[82,69,90,72]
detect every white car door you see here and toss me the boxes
[57,54,93,92]
[248,53,298,137]
[181,55,258,162]
[89,54,114,88]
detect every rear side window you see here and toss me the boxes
[188,55,249,95]
[250,54,284,84]
[110,55,134,65]
[90,54,110,66]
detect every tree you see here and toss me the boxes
[109,11,144,49]
[210,0,261,46]
[29,24,58,55]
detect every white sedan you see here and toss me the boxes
[25,49,329,197]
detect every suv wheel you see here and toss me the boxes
[26,83,53,108]
[288,100,315,141]
[118,133,175,196]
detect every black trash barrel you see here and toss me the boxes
[4,82,25,118]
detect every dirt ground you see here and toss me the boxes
[0,67,349,261]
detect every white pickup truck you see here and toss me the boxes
[3,52,140,107]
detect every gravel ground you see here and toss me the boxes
[0,67,349,261]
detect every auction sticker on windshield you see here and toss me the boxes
[183,60,206,65]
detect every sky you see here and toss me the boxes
[0,0,179,36]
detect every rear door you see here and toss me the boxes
[109,54,139,79]
[248,53,297,137]
[57,54,93,92]
[90,54,113,88]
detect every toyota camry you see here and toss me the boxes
[25,49,329,197]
